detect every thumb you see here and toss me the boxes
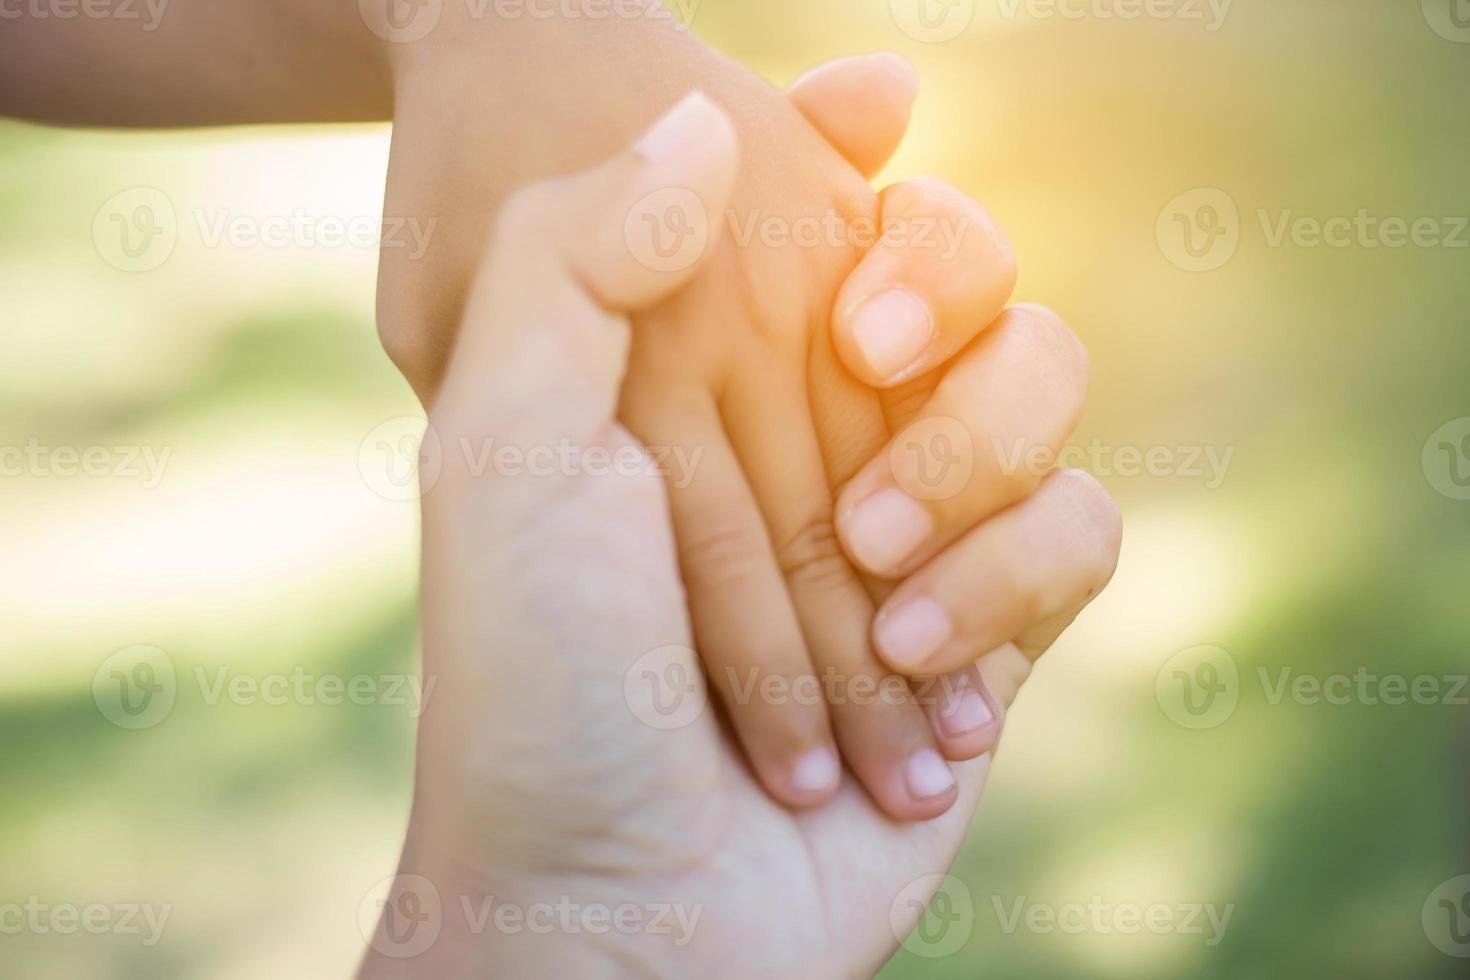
[434,92,739,448]
[786,52,919,178]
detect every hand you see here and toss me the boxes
[362,98,1032,979]
[376,19,1118,821]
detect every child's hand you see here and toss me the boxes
[376,26,1119,821]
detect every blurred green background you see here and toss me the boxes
[2,0,1468,976]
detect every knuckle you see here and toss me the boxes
[774,517,853,593]
[680,519,772,591]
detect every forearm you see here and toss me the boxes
[0,1,764,140]
[0,0,391,125]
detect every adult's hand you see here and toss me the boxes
[360,95,1025,980]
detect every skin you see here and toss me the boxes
[373,14,1121,820]
[359,101,1034,976]
[0,6,1122,818]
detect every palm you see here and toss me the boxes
[423,456,984,979]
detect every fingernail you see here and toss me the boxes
[904,747,957,800]
[840,487,933,575]
[636,91,721,163]
[791,746,840,794]
[938,688,994,739]
[874,597,951,671]
[848,288,933,381]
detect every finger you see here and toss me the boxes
[436,91,738,444]
[835,304,1090,579]
[871,468,1123,676]
[831,178,1018,387]
[618,378,844,810]
[917,663,1005,762]
[786,52,919,178]
[720,365,959,821]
